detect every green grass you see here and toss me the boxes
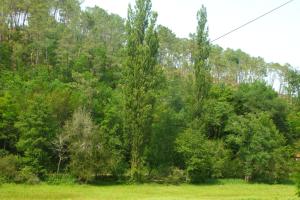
[0,180,298,200]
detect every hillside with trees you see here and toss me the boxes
[1,0,300,184]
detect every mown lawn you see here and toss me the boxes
[0,180,298,200]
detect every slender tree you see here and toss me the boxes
[63,107,98,182]
[123,0,159,182]
[193,5,211,118]
[176,5,212,183]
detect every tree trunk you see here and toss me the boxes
[131,143,141,182]
[57,156,62,174]
[244,175,251,182]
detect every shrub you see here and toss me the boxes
[176,128,212,183]
[165,167,185,184]
[46,173,76,185]
[0,155,20,183]
[225,113,292,182]
[15,167,40,184]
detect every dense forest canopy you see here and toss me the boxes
[1,0,300,184]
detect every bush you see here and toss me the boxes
[46,173,76,185]
[176,128,211,183]
[0,155,20,183]
[15,167,40,184]
[225,113,292,183]
[222,159,244,179]
[165,167,185,184]
[0,176,6,184]
[0,149,9,157]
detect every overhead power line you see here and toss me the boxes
[211,0,295,42]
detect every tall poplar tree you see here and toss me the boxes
[176,5,212,183]
[123,0,159,182]
[193,5,211,118]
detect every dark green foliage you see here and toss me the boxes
[233,82,279,114]
[98,93,126,177]
[225,113,291,182]
[176,127,230,183]
[233,82,290,141]
[0,42,12,69]
[176,127,211,183]
[146,103,181,176]
[0,92,18,153]
[202,99,234,139]
[201,85,234,139]
[15,97,57,176]
[288,111,300,140]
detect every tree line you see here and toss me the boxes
[1,0,300,184]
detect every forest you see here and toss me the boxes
[1,0,300,186]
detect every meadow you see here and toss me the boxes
[0,180,298,200]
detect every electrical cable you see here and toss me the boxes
[211,0,295,42]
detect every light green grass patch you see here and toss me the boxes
[0,181,298,200]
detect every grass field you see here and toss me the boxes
[0,180,298,200]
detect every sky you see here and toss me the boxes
[82,0,300,68]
